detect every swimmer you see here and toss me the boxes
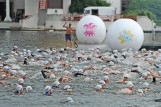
[0,74,8,84]
[26,86,33,92]
[136,89,144,96]
[116,73,129,84]
[64,85,73,93]
[53,81,60,88]
[119,81,134,94]
[44,85,53,96]
[99,80,106,89]
[95,84,103,92]
[59,71,72,83]
[15,85,23,95]
[142,82,150,92]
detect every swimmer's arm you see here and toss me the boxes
[151,74,161,78]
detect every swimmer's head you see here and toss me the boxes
[18,78,24,85]
[53,81,60,87]
[49,74,56,79]
[44,85,53,94]
[10,70,17,76]
[15,85,23,95]
[1,74,7,80]
[95,84,102,92]
[26,86,33,92]
[143,82,149,88]
[64,85,71,90]
[126,81,134,88]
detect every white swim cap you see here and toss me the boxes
[16,85,23,91]
[103,76,109,81]
[30,58,34,62]
[143,82,149,88]
[126,81,134,87]
[123,73,129,78]
[137,89,143,94]
[158,49,161,53]
[142,72,148,77]
[95,84,102,90]
[44,85,52,93]
[14,46,18,49]
[53,81,60,87]
[64,85,70,90]
[158,71,161,76]
[1,74,6,79]
[67,97,74,103]
[109,61,114,66]
[99,80,106,85]
[0,64,3,67]
[102,65,106,68]
[26,86,33,92]
[10,70,17,75]
[18,78,24,84]
[49,74,56,79]
[48,58,52,62]
[113,50,118,53]
[27,50,31,53]
[3,66,9,70]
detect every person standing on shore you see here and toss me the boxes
[63,22,73,48]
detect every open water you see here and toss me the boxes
[0,30,161,107]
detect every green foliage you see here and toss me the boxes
[69,0,110,13]
[124,0,161,25]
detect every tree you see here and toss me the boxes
[123,0,161,25]
[69,0,111,13]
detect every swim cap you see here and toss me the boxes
[50,74,56,79]
[64,85,70,90]
[3,66,10,70]
[99,80,106,85]
[137,89,143,94]
[142,72,148,77]
[18,78,24,84]
[95,84,102,90]
[123,73,129,78]
[53,81,60,87]
[67,97,74,103]
[44,85,52,93]
[103,76,109,81]
[1,74,6,79]
[14,46,18,49]
[48,58,52,62]
[27,50,31,53]
[16,85,23,91]
[126,81,134,87]
[143,82,149,88]
[0,64,3,67]
[10,70,17,75]
[26,86,33,92]
[158,71,161,76]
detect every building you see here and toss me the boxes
[106,0,121,14]
[0,0,71,24]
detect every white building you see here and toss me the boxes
[106,0,121,14]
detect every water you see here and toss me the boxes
[0,31,161,107]
[0,30,66,52]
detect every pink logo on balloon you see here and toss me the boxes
[83,23,97,36]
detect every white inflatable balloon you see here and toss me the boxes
[107,18,144,51]
[76,15,106,44]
